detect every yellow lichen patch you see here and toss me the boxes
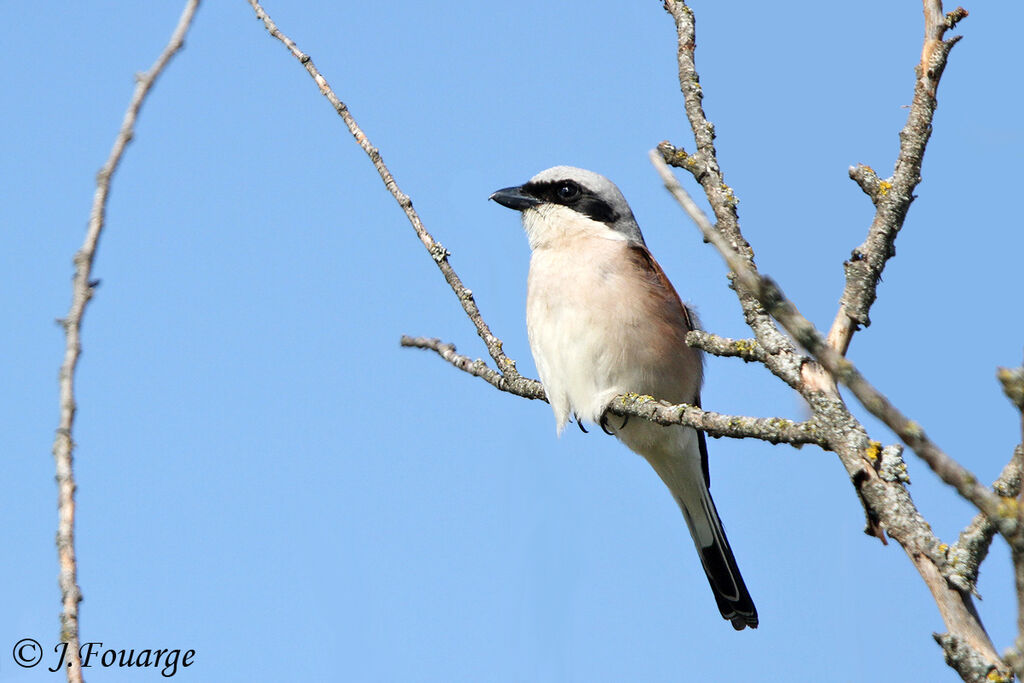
[997,496,1019,519]
[734,339,755,356]
[718,184,739,207]
[865,440,882,461]
[987,669,1011,683]
[877,180,892,197]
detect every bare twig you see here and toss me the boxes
[825,3,964,356]
[400,336,546,401]
[848,164,887,205]
[685,330,766,364]
[402,335,825,447]
[51,2,201,680]
[996,361,1024,679]
[246,0,532,391]
[999,367,1024,413]
[949,446,1023,595]
[604,395,824,446]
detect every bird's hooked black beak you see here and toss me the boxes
[489,185,540,211]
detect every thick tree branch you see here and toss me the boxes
[825,5,965,356]
[52,2,200,681]
[247,0,526,384]
[402,335,825,447]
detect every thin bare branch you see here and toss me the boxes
[949,446,1023,595]
[685,330,766,364]
[998,359,1024,680]
[604,396,825,447]
[848,164,887,205]
[400,336,545,400]
[52,2,200,680]
[403,335,826,447]
[246,0,526,384]
[999,366,1024,413]
[826,3,965,356]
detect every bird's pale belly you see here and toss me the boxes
[527,245,700,425]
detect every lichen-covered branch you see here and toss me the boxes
[400,336,546,401]
[825,5,965,356]
[52,2,200,681]
[658,4,1012,679]
[659,0,805,394]
[402,335,825,447]
[996,360,1024,680]
[948,446,1023,595]
[848,164,888,205]
[246,0,526,385]
[936,634,1006,683]
[999,366,1024,413]
[685,330,766,364]
[651,149,1007,538]
[651,147,1008,681]
[604,395,824,446]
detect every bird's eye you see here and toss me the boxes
[557,182,580,201]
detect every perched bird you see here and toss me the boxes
[490,166,758,630]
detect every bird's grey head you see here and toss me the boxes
[490,166,646,248]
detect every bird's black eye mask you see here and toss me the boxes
[522,180,620,225]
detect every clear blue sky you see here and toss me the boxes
[2,2,1022,681]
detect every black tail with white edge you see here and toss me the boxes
[680,431,758,630]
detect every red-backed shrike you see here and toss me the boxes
[491,165,757,630]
